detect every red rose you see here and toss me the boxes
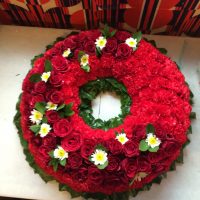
[53,119,71,137]
[49,72,63,87]
[148,150,167,164]
[137,158,151,173]
[115,31,131,42]
[61,131,82,152]
[81,139,96,159]
[34,81,46,94]
[42,135,57,149]
[162,140,181,155]
[87,166,103,185]
[103,38,118,55]
[63,38,77,49]
[30,94,45,107]
[116,43,132,59]
[84,40,96,54]
[46,110,60,123]
[72,167,88,183]
[106,139,123,155]
[121,158,137,179]
[51,56,68,72]
[124,141,139,157]
[106,156,120,172]
[38,146,50,161]
[68,152,82,169]
[46,90,63,104]
[30,136,42,147]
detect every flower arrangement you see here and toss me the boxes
[14,26,195,200]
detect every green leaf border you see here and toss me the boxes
[79,78,132,130]
[13,32,196,200]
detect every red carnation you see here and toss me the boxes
[51,56,68,72]
[116,43,132,59]
[68,152,83,169]
[124,140,139,157]
[53,119,71,137]
[61,131,82,152]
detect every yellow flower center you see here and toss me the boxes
[96,152,104,162]
[34,112,42,120]
[81,55,88,64]
[58,149,65,158]
[129,41,136,46]
[149,136,157,145]
[118,136,125,143]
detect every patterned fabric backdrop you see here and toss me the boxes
[0,0,200,36]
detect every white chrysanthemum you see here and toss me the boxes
[62,48,71,58]
[125,37,137,48]
[39,123,51,137]
[41,71,51,82]
[91,149,108,165]
[53,146,68,160]
[116,133,129,144]
[146,133,161,148]
[46,102,57,111]
[29,109,43,124]
[80,54,89,67]
[95,36,107,49]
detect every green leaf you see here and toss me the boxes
[35,102,46,114]
[57,103,65,111]
[158,48,167,55]
[29,73,41,83]
[60,158,66,166]
[30,124,40,133]
[81,64,90,72]
[110,30,116,37]
[64,103,75,117]
[59,184,81,198]
[96,47,101,57]
[139,140,149,151]
[149,146,159,152]
[44,60,52,72]
[95,144,107,152]
[31,54,43,67]
[190,112,196,119]
[42,116,48,123]
[146,123,155,134]
[133,31,142,43]
[78,50,86,62]
[48,150,54,158]
[97,160,108,170]
[49,159,59,171]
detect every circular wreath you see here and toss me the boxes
[14,27,195,200]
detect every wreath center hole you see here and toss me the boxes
[92,92,122,121]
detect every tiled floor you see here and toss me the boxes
[0,25,199,200]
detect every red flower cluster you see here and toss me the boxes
[20,29,191,195]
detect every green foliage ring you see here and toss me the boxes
[79,78,132,130]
